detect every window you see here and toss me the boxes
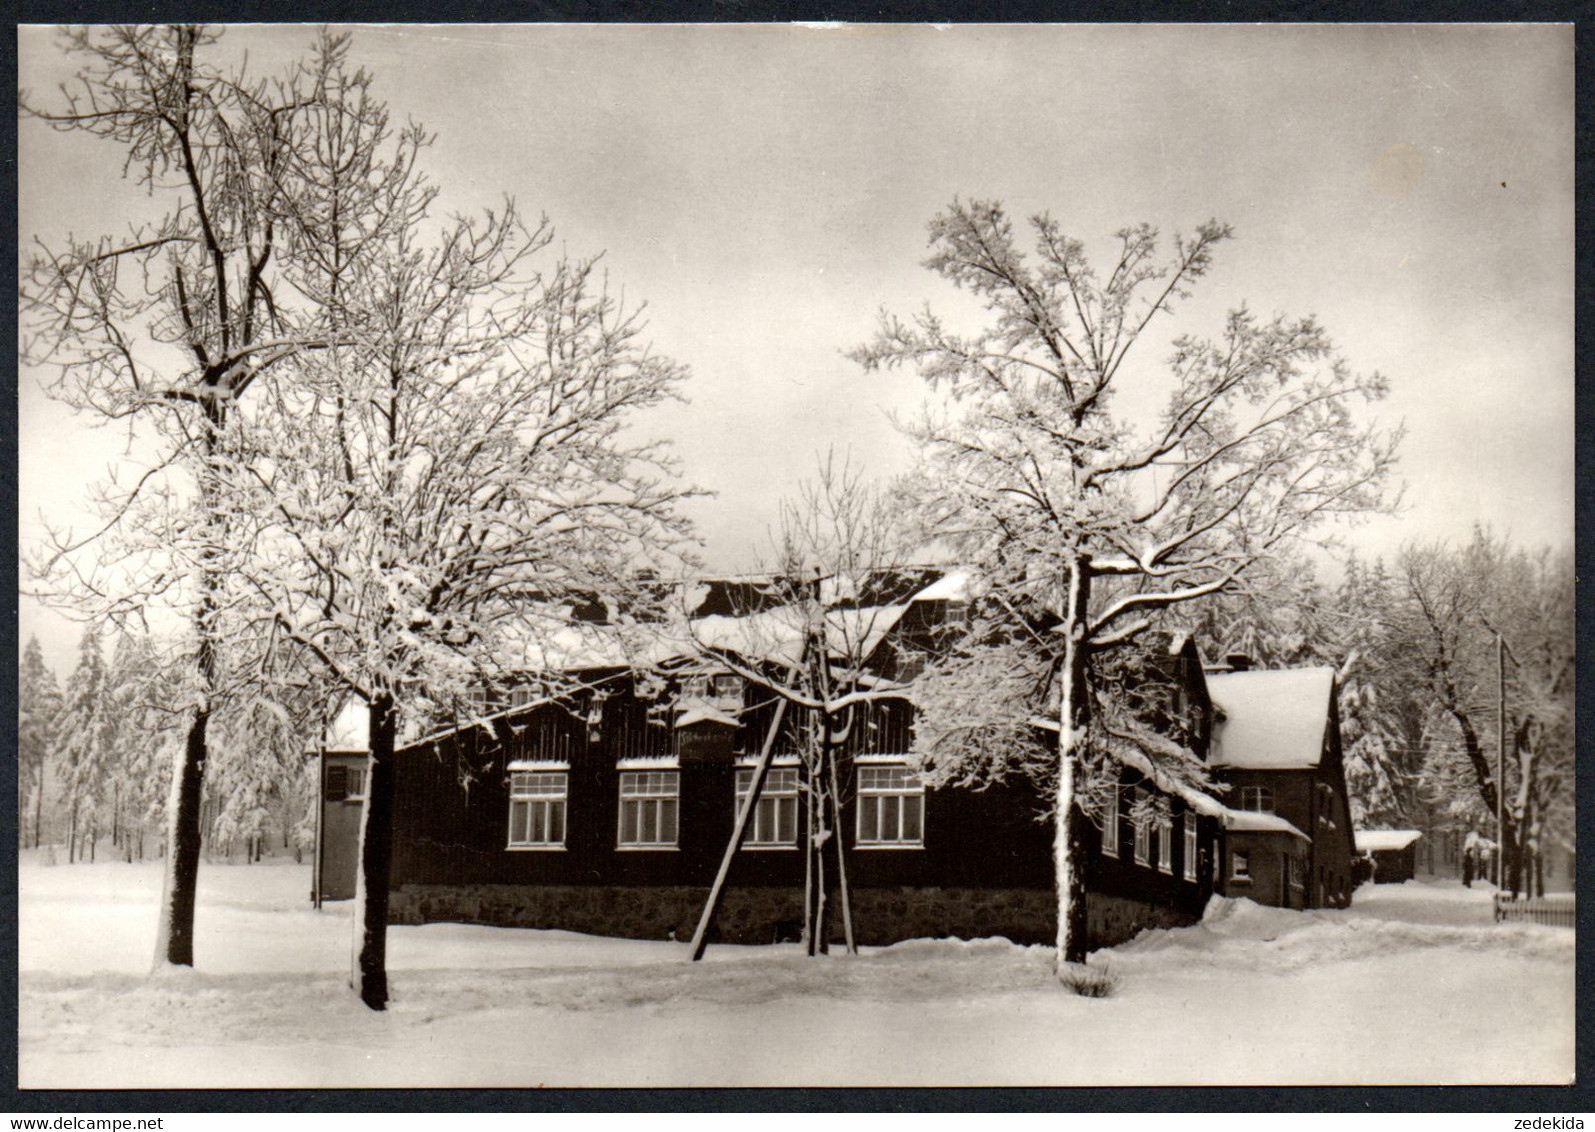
[1132,789,1151,866]
[618,771,679,848]
[1101,781,1120,858]
[508,772,567,848]
[1287,854,1304,890]
[1183,811,1198,882]
[856,765,924,847]
[1240,786,1274,813]
[508,683,542,710]
[734,767,800,847]
[684,673,744,707]
[1231,850,1251,882]
[1156,805,1174,874]
[326,763,366,802]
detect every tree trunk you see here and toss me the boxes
[68,802,76,864]
[33,777,44,851]
[352,693,396,1011]
[155,709,209,967]
[1054,552,1093,971]
[825,741,857,954]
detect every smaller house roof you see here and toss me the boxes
[1207,667,1336,770]
[1224,810,1310,842]
[1355,829,1422,853]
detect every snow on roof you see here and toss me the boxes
[674,701,740,729]
[1224,810,1310,841]
[1355,829,1422,853]
[514,620,685,672]
[616,755,680,770]
[1206,667,1335,770]
[690,602,914,668]
[321,698,369,753]
[909,569,970,603]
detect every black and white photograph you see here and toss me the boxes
[16,22,1574,1090]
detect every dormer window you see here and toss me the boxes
[1240,786,1274,813]
[944,601,968,628]
[684,672,743,709]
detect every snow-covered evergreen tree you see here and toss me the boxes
[56,627,111,862]
[18,636,62,850]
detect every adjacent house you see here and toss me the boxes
[312,573,1364,950]
[1205,663,1358,909]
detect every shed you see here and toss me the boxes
[1354,829,1422,884]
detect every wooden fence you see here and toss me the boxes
[1493,893,1575,928]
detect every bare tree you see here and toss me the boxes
[1397,532,1573,894]
[21,26,416,967]
[688,455,920,955]
[228,185,696,1007]
[853,200,1399,971]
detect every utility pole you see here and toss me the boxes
[1496,631,1506,891]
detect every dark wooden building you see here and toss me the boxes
[314,575,1361,949]
[1354,829,1421,884]
[1205,664,1358,909]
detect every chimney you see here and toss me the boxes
[1224,652,1254,673]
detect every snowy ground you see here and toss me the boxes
[18,856,1574,1088]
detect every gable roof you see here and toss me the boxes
[1206,666,1335,771]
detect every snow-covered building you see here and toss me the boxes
[1354,829,1423,884]
[1206,663,1358,909]
[315,573,1361,948]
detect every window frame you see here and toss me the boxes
[617,770,681,849]
[507,770,568,850]
[854,764,926,849]
[1182,811,1198,882]
[1101,780,1120,858]
[1132,788,1151,866]
[734,766,800,849]
[1156,804,1174,874]
[1240,785,1274,813]
[1231,849,1251,882]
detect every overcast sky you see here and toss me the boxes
[18,23,1574,674]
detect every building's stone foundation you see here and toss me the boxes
[390,882,1198,950]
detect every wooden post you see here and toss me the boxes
[312,745,325,911]
[1496,633,1506,890]
[827,741,857,954]
[689,698,789,961]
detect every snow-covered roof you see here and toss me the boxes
[1224,810,1310,841]
[321,698,369,753]
[909,569,970,603]
[1206,667,1335,770]
[513,620,684,673]
[1355,829,1422,853]
[674,701,740,729]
